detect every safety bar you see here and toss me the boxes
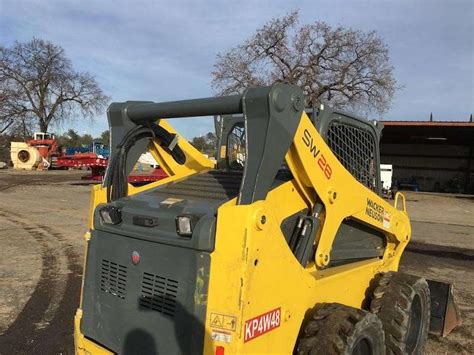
[107,84,305,205]
[126,94,243,122]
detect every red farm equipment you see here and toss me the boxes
[10,132,167,184]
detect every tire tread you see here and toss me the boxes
[370,272,430,355]
[296,303,385,355]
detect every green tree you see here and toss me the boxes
[100,130,110,147]
[190,132,217,156]
[191,136,208,152]
[80,134,93,147]
[56,129,93,148]
[206,132,217,151]
[58,129,80,146]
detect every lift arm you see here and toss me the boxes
[105,85,305,204]
[285,112,411,268]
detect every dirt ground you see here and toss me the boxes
[0,169,472,354]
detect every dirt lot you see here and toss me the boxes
[0,169,472,354]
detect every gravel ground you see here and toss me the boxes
[0,169,472,354]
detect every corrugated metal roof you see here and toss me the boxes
[382,121,474,127]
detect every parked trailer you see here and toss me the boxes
[10,132,168,184]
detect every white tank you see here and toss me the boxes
[10,142,43,170]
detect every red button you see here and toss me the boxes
[131,251,140,265]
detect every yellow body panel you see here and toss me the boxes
[75,310,112,355]
[202,113,410,353]
[75,112,410,354]
[147,119,214,176]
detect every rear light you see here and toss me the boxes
[215,346,225,355]
[175,214,199,237]
[99,206,122,225]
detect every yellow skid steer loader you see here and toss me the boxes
[74,84,460,354]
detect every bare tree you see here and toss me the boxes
[212,11,397,114]
[0,38,109,135]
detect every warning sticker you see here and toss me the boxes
[210,312,237,332]
[244,308,281,342]
[383,211,391,228]
[211,330,232,343]
[160,197,183,206]
[220,146,227,159]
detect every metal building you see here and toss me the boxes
[380,120,474,194]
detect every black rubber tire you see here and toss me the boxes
[296,303,386,355]
[370,272,430,355]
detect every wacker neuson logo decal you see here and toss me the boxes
[244,308,281,342]
[366,198,390,228]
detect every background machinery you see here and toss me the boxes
[10,132,58,170]
[9,133,167,184]
[74,84,460,354]
[9,132,108,172]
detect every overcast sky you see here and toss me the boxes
[1,0,473,139]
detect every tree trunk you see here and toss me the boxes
[39,120,48,133]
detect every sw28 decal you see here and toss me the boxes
[302,129,332,179]
[244,308,281,342]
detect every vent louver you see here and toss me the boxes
[140,272,178,317]
[100,259,127,299]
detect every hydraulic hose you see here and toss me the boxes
[106,123,185,202]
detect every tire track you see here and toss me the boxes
[0,182,20,192]
[407,241,474,261]
[0,209,82,354]
[0,173,84,192]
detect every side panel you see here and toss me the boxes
[204,113,411,353]
[204,194,392,353]
[81,231,210,354]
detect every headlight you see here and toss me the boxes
[175,214,198,237]
[99,206,122,225]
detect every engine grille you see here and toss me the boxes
[100,259,127,299]
[327,122,377,191]
[157,170,243,200]
[139,272,179,317]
